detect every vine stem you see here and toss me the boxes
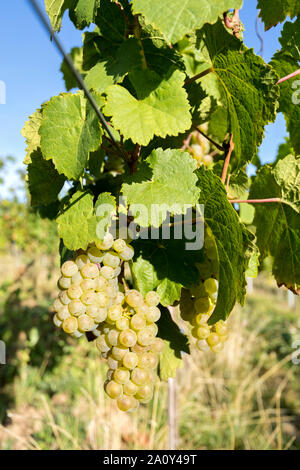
[193,126,225,152]
[184,67,213,86]
[221,134,234,184]
[229,198,281,204]
[277,69,300,85]
[130,144,141,174]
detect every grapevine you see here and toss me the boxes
[19,0,300,413]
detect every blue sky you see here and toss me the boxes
[0,0,287,196]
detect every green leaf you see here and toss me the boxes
[227,168,250,200]
[132,236,204,307]
[249,155,300,293]
[157,306,190,380]
[104,68,192,145]
[39,91,103,180]
[27,151,65,206]
[257,0,300,30]
[69,0,100,29]
[45,0,73,31]
[270,19,300,154]
[197,168,253,322]
[122,148,200,227]
[197,20,279,168]
[60,47,84,91]
[57,190,98,251]
[21,109,43,164]
[95,0,127,44]
[132,0,242,44]
[85,62,115,93]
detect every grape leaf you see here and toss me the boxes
[85,62,115,94]
[132,235,204,307]
[27,151,65,206]
[39,91,103,180]
[157,306,190,380]
[249,155,300,293]
[131,0,242,44]
[57,190,98,250]
[122,148,200,227]
[104,68,192,146]
[21,109,43,164]
[44,0,73,31]
[94,192,116,240]
[196,168,253,323]
[69,0,100,29]
[270,19,300,154]
[257,0,300,30]
[196,20,279,168]
[60,47,84,91]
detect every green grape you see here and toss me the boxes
[53,314,62,327]
[130,314,147,331]
[106,329,119,347]
[81,290,98,306]
[146,323,158,337]
[53,298,64,312]
[119,329,137,348]
[204,278,218,295]
[215,320,228,336]
[137,327,155,347]
[134,304,150,316]
[206,332,221,347]
[80,279,96,291]
[113,238,127,253]
[135,383,153,401]
[81,263,99,279]
[58,276,71,290]
[62,316,78,334]
[57,306,71,321]
[71,330,83,339]
[93,308,108,323]
[138,352,159,370]
[107,304,123,322]
[95,232,114,251]
[116,317,130,331]
[189,282,206,298]
[145,291,160,307]
[150,338,165,354]
[103,252,120,268]
[95,335,111,353]
[95,276,108,292]
[119,246,134,261]
[145,306,161,323]
[113,266,121,277]
[61,260,78,277]
[87,246,104,263]
[111,346,129,361]
[114,367,130,384]
[131,368,149,386]
[211,342,224,353]
[117,395,138,412]
[195,313,210,326]
[105,380,123,399]
[67,285,83,300]
[75,254,90,270]
[147,369,157,384]
[194,296,211,314]
[85,304,99,318]
[123,351,138,370]
[123,380,138,396]
[78,314,95,332]
[71,271,83,285]
[195,325,210,340]
[125,290,143,308]
[101,266,115,280]
[59,290,72,305]
[96,292,110,307]
[68,300,86,316]
[107,356,120,370]
[196,339,211,352]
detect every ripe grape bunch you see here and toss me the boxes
[52,233,164,412]
[180,230,229,353]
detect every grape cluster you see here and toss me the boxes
[188,124,213,168]
[52,233,164,411]
[180,230,229,353]
[95,289,164,412]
